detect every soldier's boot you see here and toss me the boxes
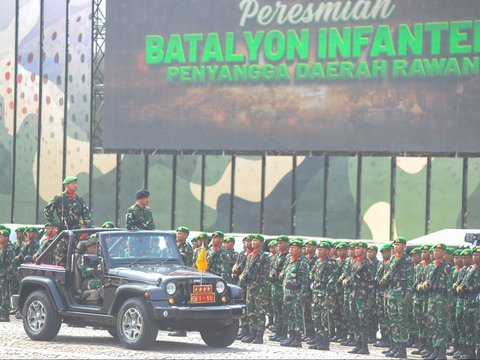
[393,343,407,359]
[412,338,426,355]
[252,331,264,344]
[286,332,302,348]
[423,346,438,359]
[343,333,355,346]
[368,332,377,344]
[375,334,391,348]
[268,326,279,341]
[421,344,434,358]
[340,332,351,346]
[317,336,330,351]
[307,335,320,346]
[406,333,415,348]
[241,330,256,343]
[357,341,370,355]
[453,344,465,359]
[329,327,336,341]
[280,331,295,347]
[278,328,288,342]
[348,340,361,354]
[435,347,447,360]
[460,346,476,360]
[236,326,247,340]
[383,341,397,355]
[447,342,459,356]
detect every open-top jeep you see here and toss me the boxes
[13,229,245,350]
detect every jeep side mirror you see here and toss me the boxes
[83,254,100,267]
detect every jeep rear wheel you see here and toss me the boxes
[200,319,239,348]
[116,298,158,350]
[23,290,61,341]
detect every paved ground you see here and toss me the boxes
[1,317,423,359]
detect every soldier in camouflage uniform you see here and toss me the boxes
[0,230,15,321]
[279,237,310,348]
[374,243,392,349]
[32,223,58,265]
[125,189,155,230]
[234,235,253,340]
[342,241,374,355]
[266,240,277,331]
[78,237,103,298]
[379,237,413,359]
[303,239,318,342]
[240,234,270,344]
[10,227,25,295]
[206,231,232,281]
[308,241,337,350]
[416,243,452,360]
[14,227,40,265]
[331,242,348,343]
[366,245,379,344]
[455,247,480,359]
[45,176,93,231]
[339,242,357,346]
[175,226,193,267]
[408,246,422,348]
[268,236,290,342]
[224,236,239,279]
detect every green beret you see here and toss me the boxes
[268,240,278,247]
[242,235,251,242]
[452,249,462,256]
[317,241,331,249]
[410,247,421,255]
[429,246,435,253]
[194,232,209,241]
[176,226,190,234]
[2,227,11,236]
[380,244,392,252]
[304,240,317,247]
[474,247,480,254]
[393,237,407,245]
[63,176,78,185]
[368,245,378,252]
[356,242,368,249]
[322,240,333,245]
[461,249,472,256]
[252,234,264,242]
[348,242,357,249]
[0,225,5,230]
[276,235,290,243]
[446,247,455,255]
[25,226,39,233]
[420,244,431,252]
[102,221,115,229]
[335,242,348,249]
[433,243,446,250]
[224,236,235,243]
[212,231,224,238]
[289,237,304,247]
[15,227,25,233]
[0,229,9,236]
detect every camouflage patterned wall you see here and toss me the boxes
[1,1,480,241]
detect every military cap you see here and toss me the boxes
[317,241,331,249]
[0,229,9,236]
[276,235,289,243]
[242,235,251,242]
[461,249,472,256]
[452,249,462,256]
[176,226,190,234]
[102,221,115,229]
[433,243,446,250]
[194,232,209,241]
[25,226,39,233]
[380,244,392,252]
[410,247,421,255]
[473,247,480,254]
[212,231,224,238]
[251,234,264,242]
[2,227,11,235]
[420,244,431,252]
[63,176,78,185]
[368,245,378,252]
[446,247,456,255]
[336,242,348,249]
[356,241,368,249]
[135,189,150,199]
[15,226,25,233]
[322,240,333,246]
[289,237,304,247]
[224,236,235,243]
[268,240,278,247]
[304,240,317,247]
[348,242,357,249]
[393,237,407,245]
[0,225,5,230]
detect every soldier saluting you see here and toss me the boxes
[45,176,93,231]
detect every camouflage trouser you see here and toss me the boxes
[350,295,367,342]
[386,288,409,344]
[246,286,268,332]
[304,289,315,335]
[476,302,480,347]
[0,277,10,317]
[455,298,465,346]
[463,298,478,347]
[343,288,352,335]
[448,298,458,344]
[365,292,378,338]
[378,290,390,338]
[423,295,433,347]
[239,282,248,328]
[312,290,330,337]
[284,288,303,333]
[271,282,285,331]
[427,293,448,349]
[412,295,424,338]
[332,288,346,335]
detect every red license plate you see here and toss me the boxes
[191,285,215,303]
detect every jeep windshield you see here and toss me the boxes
[100,231,183,269]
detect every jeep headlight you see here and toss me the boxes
[166,282,176,295]
[215,281,226,294]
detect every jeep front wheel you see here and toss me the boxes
[116,298,158,350]
[200,319,239,347]
[22,290,61,341]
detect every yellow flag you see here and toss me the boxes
[196,245,208,273]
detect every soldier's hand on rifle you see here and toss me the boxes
[456,285,464,294]
[337,274,345,284]
[379,274,389,287]
[452,283,459,292]
[342,278,350,288]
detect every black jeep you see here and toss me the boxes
[13,229,245,350]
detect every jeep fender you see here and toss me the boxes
[18,276,66,311]
[108,284,160,315]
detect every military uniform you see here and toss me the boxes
[332,243,348,343]
[240,235,270,344]
[303,240,318,341]
[374,244,392,348]
[280,238,310,348]
[15,230,40,265]
[339,242,357,346]
[206,246,231,281]
[177,241,194,267]
[366,252,380,343]
[0,231,15,321]
[125,204,155,230]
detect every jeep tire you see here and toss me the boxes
[22,290,61,341]
[200,319,239,347]
[107,327,118,338]
[116,297,158,350]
